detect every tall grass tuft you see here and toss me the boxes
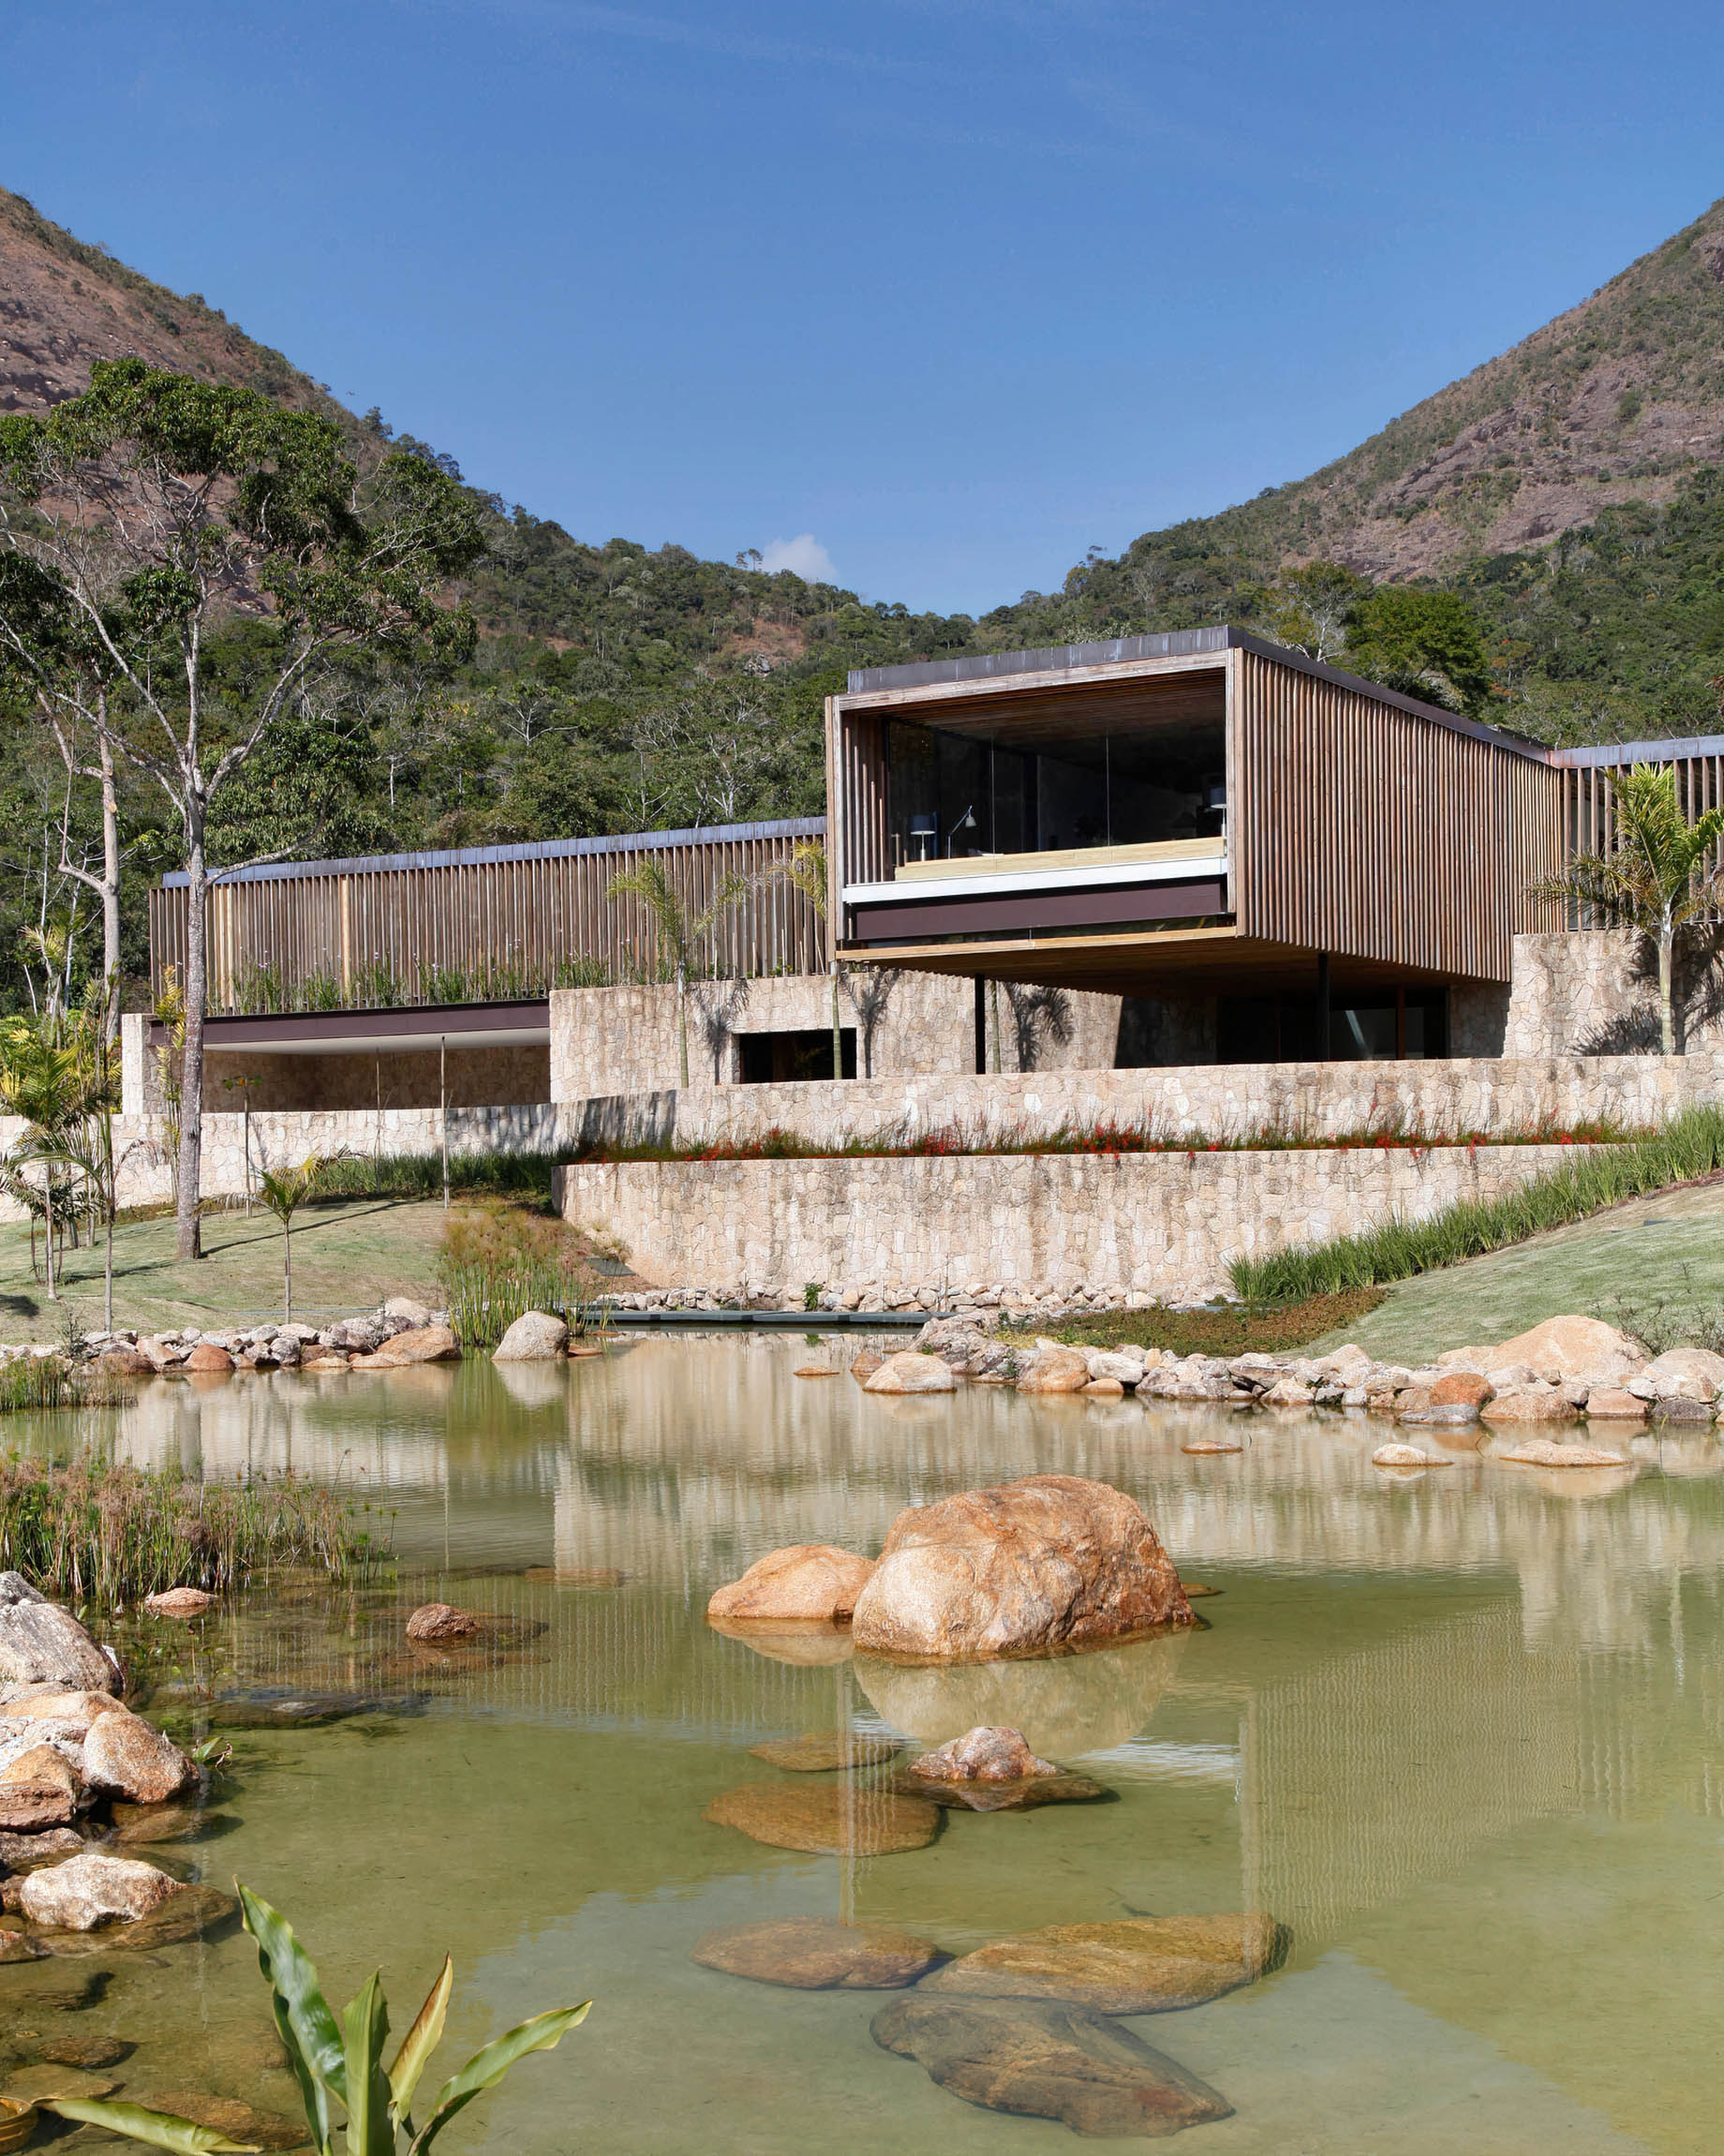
[1228,1105,1724,1301]
[438,1209,599,1349]
[0,1358,72,1415]
[0,1456,390,1604]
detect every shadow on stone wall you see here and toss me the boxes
[572,1092,679,1152]
[1573,929,1724,1055]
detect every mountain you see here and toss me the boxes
[0,187,346,420]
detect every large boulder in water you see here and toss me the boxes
[849,1475,1192,1663]
[706,1545,875,1625]
[493,1311,570,1361]
[0,1574,117,1694]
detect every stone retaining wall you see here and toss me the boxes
[554,1143,1602,1306]
[557,1050,1724,1156]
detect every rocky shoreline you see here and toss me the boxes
[877,1312,1724,1431]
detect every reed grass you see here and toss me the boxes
[437,1209,600,1349]
[0,1455,390,1604]
[0,1357,72,1415]
[1228,1104,1724,1301]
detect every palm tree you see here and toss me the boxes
[1530,764,1724,1055]
[258,1152,325,1321]
[759,839,845,1080]
[0,1020,82,1301]
[605,860,750,1088]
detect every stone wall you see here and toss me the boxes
[1504,929,1724,1057]
[556,1050,1724,1155]
[549,971,1122,1098]
[554,1143,1602,1306]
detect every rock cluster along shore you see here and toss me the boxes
[884,1313,1724,1431]
[0,1298,457,1376]
[0,1573,233,1961]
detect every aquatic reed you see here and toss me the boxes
[0,1357,71,1415]
[0,1455,390,1604]
[437,1210,599,1349]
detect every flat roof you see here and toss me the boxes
[161,815,825,889]
[845,626,1549,762]
[148,1000,552,1055]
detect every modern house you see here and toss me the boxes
[131,627,1724,1124]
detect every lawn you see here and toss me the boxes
[1304,1175,1724,1362]
[0,1196,451,1344]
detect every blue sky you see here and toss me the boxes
[7,2,1723,614]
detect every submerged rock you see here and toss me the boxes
[691,1916,945,1990]
[922,1912,1286,2014]
[850,1476,1192,1663]
[1371,1443,1451,1468]
[748,1731,900,1772]
[706,1545,875,1626]
[39,1881,239,1957]
[706,1619,855,1667]
[871,1994,1233,2137]
[0,1575,117,1694]
[1180,1438,1242,1455]
[703,1780,939,1855]
[35,2036,128,2069]
[203,1688,426,1729]
[21,1853,183,1931]
[142,1589,215,1619]
[405,1603,482,1642]
[899,1768,1108,1813]
[142,2091,308,2150]
[3,2064,119,2103]
[906,1725,1059,1783]
[0,1827,83,1868]
[1495,1439,1634,1469]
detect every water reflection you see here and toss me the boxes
[6,1337,1720,2151]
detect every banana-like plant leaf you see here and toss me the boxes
[237,1880,347,2149]
[43,2097,260,2153]
[408,2003,590,2156]
[343,1970,394,2156]
[388,1955,453,2131]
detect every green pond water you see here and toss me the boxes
[5,1335,1721,2154]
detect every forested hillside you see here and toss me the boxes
[3,183,1724,1015]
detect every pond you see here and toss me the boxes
[4,1336,1719,2154]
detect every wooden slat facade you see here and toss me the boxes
[1230,648,1568,983]
[1560,743,1724,919]
[150,821,827,1012]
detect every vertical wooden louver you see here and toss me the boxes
[149,821,828,1010]
[1232,651,1567,981]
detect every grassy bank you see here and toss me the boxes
[1228,1106,1724,1302]
[1306,1177,1724,1363]
[1040,1287,1387,1358]
[0,1195,453,1344]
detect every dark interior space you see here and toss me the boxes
[736,1028,858,1083]
[1216,988,1449,1063]
[884,676,1227,867]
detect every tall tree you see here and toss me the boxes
[0,360,485,1256]
[1530,763,1724,1055]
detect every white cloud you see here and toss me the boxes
[759,533,836,583]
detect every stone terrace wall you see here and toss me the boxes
[550,972,1121,1098]
[555,1143,1601,1306]
[557,1050,1724,1155]
[1504,929,1724,1057]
